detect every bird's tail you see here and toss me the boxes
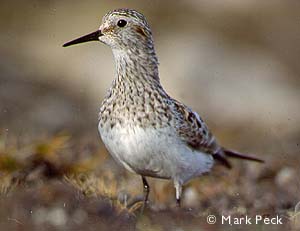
[214,148,264,169]
[223,148,264,163]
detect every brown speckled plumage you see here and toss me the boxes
[63,8,264,207]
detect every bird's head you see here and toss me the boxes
[63,9,154,51]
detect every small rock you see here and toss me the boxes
[275,167,297,187]
[183,187,199,207]
[47,207,67,226]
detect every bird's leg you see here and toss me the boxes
[176,197,181,207]
[174,181,182,207]
[141,176,150,210]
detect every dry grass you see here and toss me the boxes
[0,132,299,230]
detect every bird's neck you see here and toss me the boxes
[112,48,160,87]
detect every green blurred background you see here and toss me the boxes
[0,0,300,230]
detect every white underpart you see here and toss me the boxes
[98,122,214,188]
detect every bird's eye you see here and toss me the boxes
[117,19,127,28]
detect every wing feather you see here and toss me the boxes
[172,100,220,155]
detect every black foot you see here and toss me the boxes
[176,198,181,207]
[141,176,150,213]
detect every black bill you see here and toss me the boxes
[63,30,103,47]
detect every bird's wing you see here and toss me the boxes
[172,100,220,155]
[171,100,264,168]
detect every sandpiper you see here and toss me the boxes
[63,8,264,207]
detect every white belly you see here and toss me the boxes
[98,123,214,184]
